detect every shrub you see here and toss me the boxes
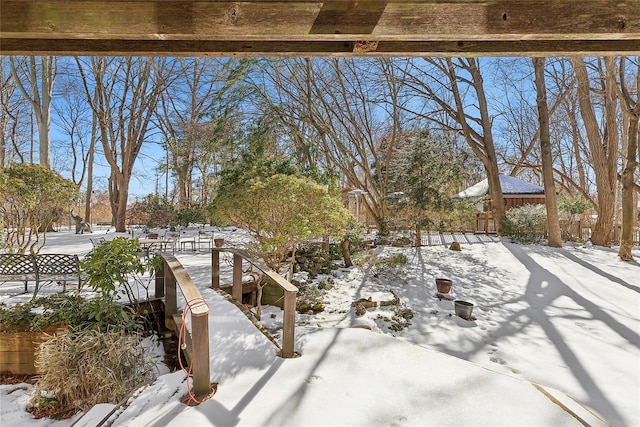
[501,204,547,244]
[81,237,159,305]
[126,194,176,228]
[0,164,78,254]
[175,203,206,227]
[0,294,141,333]
[295,280,327,314]
[212,173,353,272]
[354,251,408,276]
[389,304,414,332]
[30,329,156,418]
[558,195,591,242]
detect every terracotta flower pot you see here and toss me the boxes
[435,278,452,294]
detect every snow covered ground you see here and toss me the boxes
[1,226,639,426]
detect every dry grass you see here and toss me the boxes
[30,329,156,418]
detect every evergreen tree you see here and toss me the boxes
[386,130,476,244]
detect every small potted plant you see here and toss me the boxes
[435,278,452,294]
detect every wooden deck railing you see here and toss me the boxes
[155,253,211,402]
[211,248,298,358]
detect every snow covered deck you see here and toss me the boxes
[108,297,600,427]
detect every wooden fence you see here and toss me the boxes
[471,214,640,246]
[155,253,211,402]
[211,248,298,358]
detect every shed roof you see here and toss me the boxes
[458,174,545,199]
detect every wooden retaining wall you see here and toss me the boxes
[0,326,66,375]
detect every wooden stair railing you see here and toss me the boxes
[211,248,299,358]
[155,253,211,402]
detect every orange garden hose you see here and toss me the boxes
[177,297,209,406]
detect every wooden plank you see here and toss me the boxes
[154,265,164,298]
[2,1,639,40]
[0,327,66,375]
[211,250,220,289]
[164,261,177,329]
[281,290,296,358]
[190,310,211,399]
[228,249,299,293]
[4,38,640,57]
[172,311,211,401]
[0,361,37,375]
[0,350,36,365]
[1,1,639,56]
[232,253,243,303]
[212,248,298,358]
[0,333,44,351]
[162,253,208,316]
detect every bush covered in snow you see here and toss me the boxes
[501,204,547,244]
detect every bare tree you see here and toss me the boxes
[1,59,19,166]
[554,86,592,198]
[572,57,620,246]
[400,58,506,232]
[533,57,562,247]
[263,57,408,233]
[1,58,34,167]
[52,66,93,185]
[608,56,639,261]
[52,62,101,224]
[76,57,170,231]
[155,58,227,207]
[8,56,56,168]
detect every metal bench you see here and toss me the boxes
[0,253,82,297]
[34,254,82,298]
[0,254,38,293]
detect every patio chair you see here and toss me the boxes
[164,235,179,254]
[90,237,106,249]
[196,232,214,252]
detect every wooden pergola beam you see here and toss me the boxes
[2,1,640,56]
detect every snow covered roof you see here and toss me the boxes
[458,174,545,199]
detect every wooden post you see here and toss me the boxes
[190,307,211,400]
[281,289,296,358]
[155,253,211,404]
[155,264,164,298]
[211,249,220,289]
[232,253,243,302]
[164,262,177,329]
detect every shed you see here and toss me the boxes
[458,174,546,233]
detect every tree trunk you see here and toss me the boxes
[76,57,168,233]
[84,147,94,224]
[533,57,562,248]
[9,56,55,169]
[572,57,617,246]
[610,56,639,261]
[472,71,505,233]
[341,237,352,267]
[443,58,505,233]
[36,111,50,168]
[618,114,638,260]
[114,179,129,232]
[322,235,330,252]
[84,103,99,223]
